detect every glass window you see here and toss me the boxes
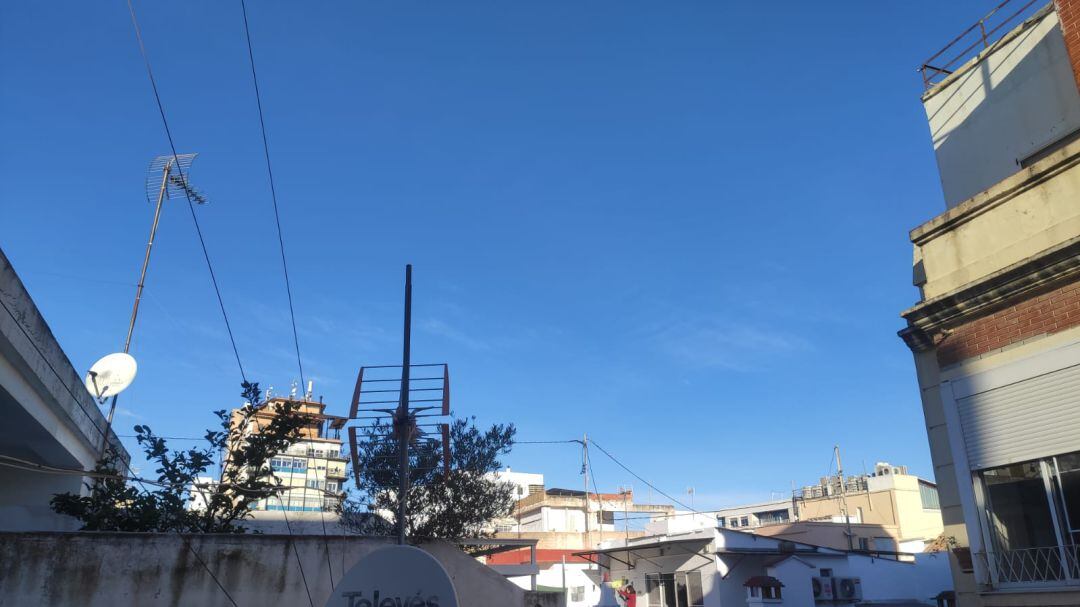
[982,461,1057,552]
[740,516,749,527]
[920,482,941,510]
[679,571,703,607]
[1054,453,1080,544]
[570,586,584,602]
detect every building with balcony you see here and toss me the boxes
[901,1,1080,603]
[227,392,348,516]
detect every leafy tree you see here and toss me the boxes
[343,416,516,539]
[51,381,306,533]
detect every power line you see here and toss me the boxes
[121,3,246,603]
[588,439,696,512]
[238,0,306,391]
[125,0,247,384]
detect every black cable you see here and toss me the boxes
[125,0,247,384]
[277,492,316,607]
[238,0,305,391]
[589,439,696,512]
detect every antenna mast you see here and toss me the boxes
[100,154,205,458]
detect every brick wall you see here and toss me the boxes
[1057,0,1080,91]
[937,278,1080,366]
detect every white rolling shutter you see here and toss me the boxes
[957,362,1080,470]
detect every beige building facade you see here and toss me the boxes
[228,393,348,515]
[901,2,1080,605]
[714,462,944,554]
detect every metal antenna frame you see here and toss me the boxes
[346,265,453,544]
[99,153,208,459]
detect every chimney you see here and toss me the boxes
[1057,0,1080,90]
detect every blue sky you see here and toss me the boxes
[0,1,1000,512]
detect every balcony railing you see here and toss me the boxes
[919,0,1047,89]
[980,544,1080,586]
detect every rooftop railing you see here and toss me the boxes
[919,0,1047,89]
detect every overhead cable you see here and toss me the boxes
[125,0,247,384]
[238,0,306,390]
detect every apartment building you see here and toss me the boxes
[711,462,943,554]
[900,1,1080,604]
[228,390,348,515]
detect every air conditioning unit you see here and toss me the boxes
[834,577,863,601]
[811,577,834,601]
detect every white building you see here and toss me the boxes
[582,527,953,607]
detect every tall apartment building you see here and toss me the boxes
[901,1,1080,604]
[228,391,348,515]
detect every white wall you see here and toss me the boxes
[924,8,1080,208]
[511,563,600,607]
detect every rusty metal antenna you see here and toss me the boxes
[98,153,206,458]
[347,265,453,544]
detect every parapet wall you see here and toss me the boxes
[0,532,523,607]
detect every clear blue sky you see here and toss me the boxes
[0,1,997,511]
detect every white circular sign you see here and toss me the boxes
[84,352,138,401]
[327,545,458,607]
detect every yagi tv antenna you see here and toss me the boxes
[85,352,138,404]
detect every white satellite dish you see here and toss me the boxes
[84,353,138,403]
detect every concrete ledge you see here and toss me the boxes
[0,531,524,607]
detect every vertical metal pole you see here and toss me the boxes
[836,445,853,551]
[100,161,172,459]
[395,264,413,545]
[561,554,567,602]
[583,433,591,550]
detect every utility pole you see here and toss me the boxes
[394,265,414,545]
[582,433,591,550]
[621,486,630,546]
[835,444,853,551]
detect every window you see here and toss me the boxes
[326,482,339,493]
[978,450,1080,584]
[645,572,702,607]
[874,537,897,552]
[717,517,726,528]
[570,586,584,602]
[858,537,869,551]
[306,479,323,489]
[920,482,941,510]
[756,509,790,526]
[740,516,749,527]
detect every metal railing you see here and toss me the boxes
[980,544,1080,585]
[919,0,1047,89]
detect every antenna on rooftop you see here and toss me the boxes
[346,265,453,545]
[92,153,208,459]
